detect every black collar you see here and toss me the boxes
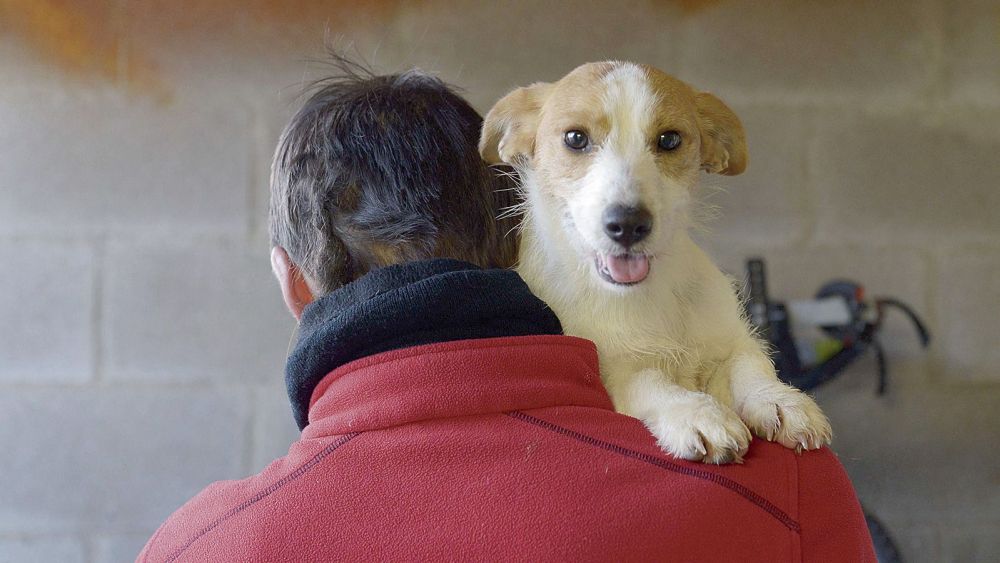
[286,259,563,429]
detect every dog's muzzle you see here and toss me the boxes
[594,204,652,285]
[602,204,652,247]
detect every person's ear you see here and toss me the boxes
[270,246,314,321]
[479,82,552,166]
[695,92,748,176]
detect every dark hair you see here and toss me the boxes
[269,56,519,294]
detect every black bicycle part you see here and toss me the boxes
[864,509,904,563]
[742,259,931,394]
[877,298,931,348]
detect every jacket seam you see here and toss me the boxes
[506,410,802,533]
[305,403,611,440]
[794,447,804,562]
[160,432,361,563]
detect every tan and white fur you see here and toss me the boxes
[480,62,831,464]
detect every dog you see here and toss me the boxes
[479,61,832,464]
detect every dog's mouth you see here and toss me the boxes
[595,253,650,285]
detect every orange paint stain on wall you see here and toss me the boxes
[121,0,407,35]
[1,0,409,101]
[655,0,723,14]
[0,0,169,100]
[1,0,118,78]
[245,0,406,27]
[1,0,727,93]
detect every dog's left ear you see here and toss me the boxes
[479,82,552,166]
[695,92,748,176]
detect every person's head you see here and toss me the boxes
[269,57,518,318]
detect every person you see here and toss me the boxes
[138,59,876,562]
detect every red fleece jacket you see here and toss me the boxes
[139,335,875,562]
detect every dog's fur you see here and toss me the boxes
[480,62,831,464]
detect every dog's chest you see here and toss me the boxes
[555,290,695,367]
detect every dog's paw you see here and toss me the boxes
[737,383,832,452]
[645,394,752,464]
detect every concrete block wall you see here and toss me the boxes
[1,1,997,561]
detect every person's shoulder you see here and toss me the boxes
[743,440,859,507]
[513,407,805,507]
[136,476,247,562]
[515,406,863,511]
[759,441,877,562]
[136,467,278,562]
[748,438,849,478]
[136,439,336,562]
[510,407,868,558]
[787,442,864,508]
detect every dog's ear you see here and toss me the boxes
[479,82,552,165]
[695,92,748,176]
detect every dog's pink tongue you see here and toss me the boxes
[605,254,650,283]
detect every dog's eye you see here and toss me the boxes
[564,130,589,151]
[658,131,682,152]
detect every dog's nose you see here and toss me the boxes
[602,205,652,247]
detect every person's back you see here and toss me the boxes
[139,261,873,562]
[138,60,875,562]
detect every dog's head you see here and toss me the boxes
[480,62,746,290]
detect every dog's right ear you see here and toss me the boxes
[479,82,552,165]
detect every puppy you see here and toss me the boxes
[479,62,831,464]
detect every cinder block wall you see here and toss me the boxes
[1,1,997,561]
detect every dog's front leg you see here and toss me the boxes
[727,346,832,451]
[608,368,751,464]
